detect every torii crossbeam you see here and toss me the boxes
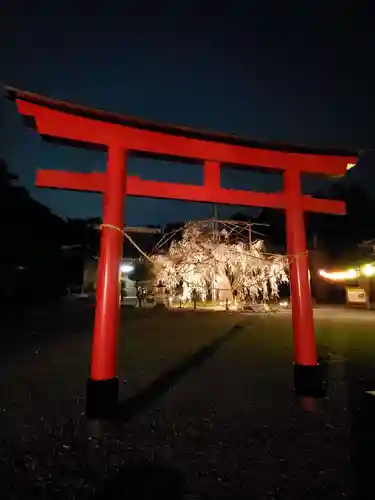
[5,86,357,418]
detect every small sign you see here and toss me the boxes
[345,287,367,305]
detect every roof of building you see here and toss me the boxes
[5,85,358,157]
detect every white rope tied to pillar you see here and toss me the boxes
[99,223,153,263]
[100,223,123,233]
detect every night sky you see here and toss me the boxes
[1,1,375,226]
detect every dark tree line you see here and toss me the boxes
[0,159,67,305]
[0,160,110,306]
[254,182,375,259]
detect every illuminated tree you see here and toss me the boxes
[152,221,288,303]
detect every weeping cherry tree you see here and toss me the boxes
[152,221,288,303]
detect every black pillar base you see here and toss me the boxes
[86,377,119,419]
[294,364,326,398]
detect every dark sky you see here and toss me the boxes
[1,1,375,226]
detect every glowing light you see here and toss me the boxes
[346,163,356,171]
[279,300,288,308]
[319,268,359,281]
[319,270,346,281]
[361,264,375,277]
[346,269,358,279]
[120,264,134,274]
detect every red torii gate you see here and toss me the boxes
[6,87,357,418]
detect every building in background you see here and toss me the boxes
[81,227,159,305]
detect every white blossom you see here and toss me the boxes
[152,222,288,303]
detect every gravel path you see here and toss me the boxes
[0,307,373,498]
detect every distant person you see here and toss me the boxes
[136,286,146,308]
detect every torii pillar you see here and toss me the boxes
[86,146,127,418]
[285,170,321,396]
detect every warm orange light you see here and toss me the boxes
[319,268,359,281]
[319,270,346,281]
[320,264,375,281]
